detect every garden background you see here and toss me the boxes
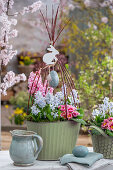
[1,0,113,149]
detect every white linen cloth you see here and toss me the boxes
[0,148,113,170]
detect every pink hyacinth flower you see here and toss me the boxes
[28,71,54,96]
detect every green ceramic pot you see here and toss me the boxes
[27,121,80,160]
[91,134,113,159]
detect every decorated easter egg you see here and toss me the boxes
[49,71,59,88]
[72,146,89,157]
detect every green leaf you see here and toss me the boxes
[27,114,37,122]
[106,129,113,137]
[88,121,96,126]
[77,108,84,115]
[77,114,83,119]
[72,118,86,125]
[77,108,84,119]
[90,125,108,137]
[46,114,53,122]
[65,64,69,70]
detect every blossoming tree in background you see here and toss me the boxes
[0,0,42,95]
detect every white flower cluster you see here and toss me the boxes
[20,1,42,15]
[35,91,46,109]
[69,89,80,105]
[0,71,26,95]
[101,17,108,24]
[31,90,64,117]
[32,90,64,113]
[92,97,113,118]
[31,105,40,115]
[0,11,18,66]
[31,88,79,117]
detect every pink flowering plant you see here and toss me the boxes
[27,71,85,123]
[89,97,113,136]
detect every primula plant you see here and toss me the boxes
[88,97,113,137]
[27,71,85,124]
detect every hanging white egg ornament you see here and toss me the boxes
[49,71,59,88]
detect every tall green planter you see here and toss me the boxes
[27,121,80,160]
[91,134,113,159]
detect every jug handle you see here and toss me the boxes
[33,134,43,159]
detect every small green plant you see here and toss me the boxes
[10,91,31,111]
[9,107,27,125]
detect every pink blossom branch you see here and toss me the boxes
[0,71,26,95]
[0,0,43,95]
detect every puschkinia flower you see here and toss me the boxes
[101,119,109,129]
[69,89,80,105]
[45,92,54,104]
[92,97,113,118]
[59,105,80,120]
[92,109,100,117]
[31,105,40,115]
